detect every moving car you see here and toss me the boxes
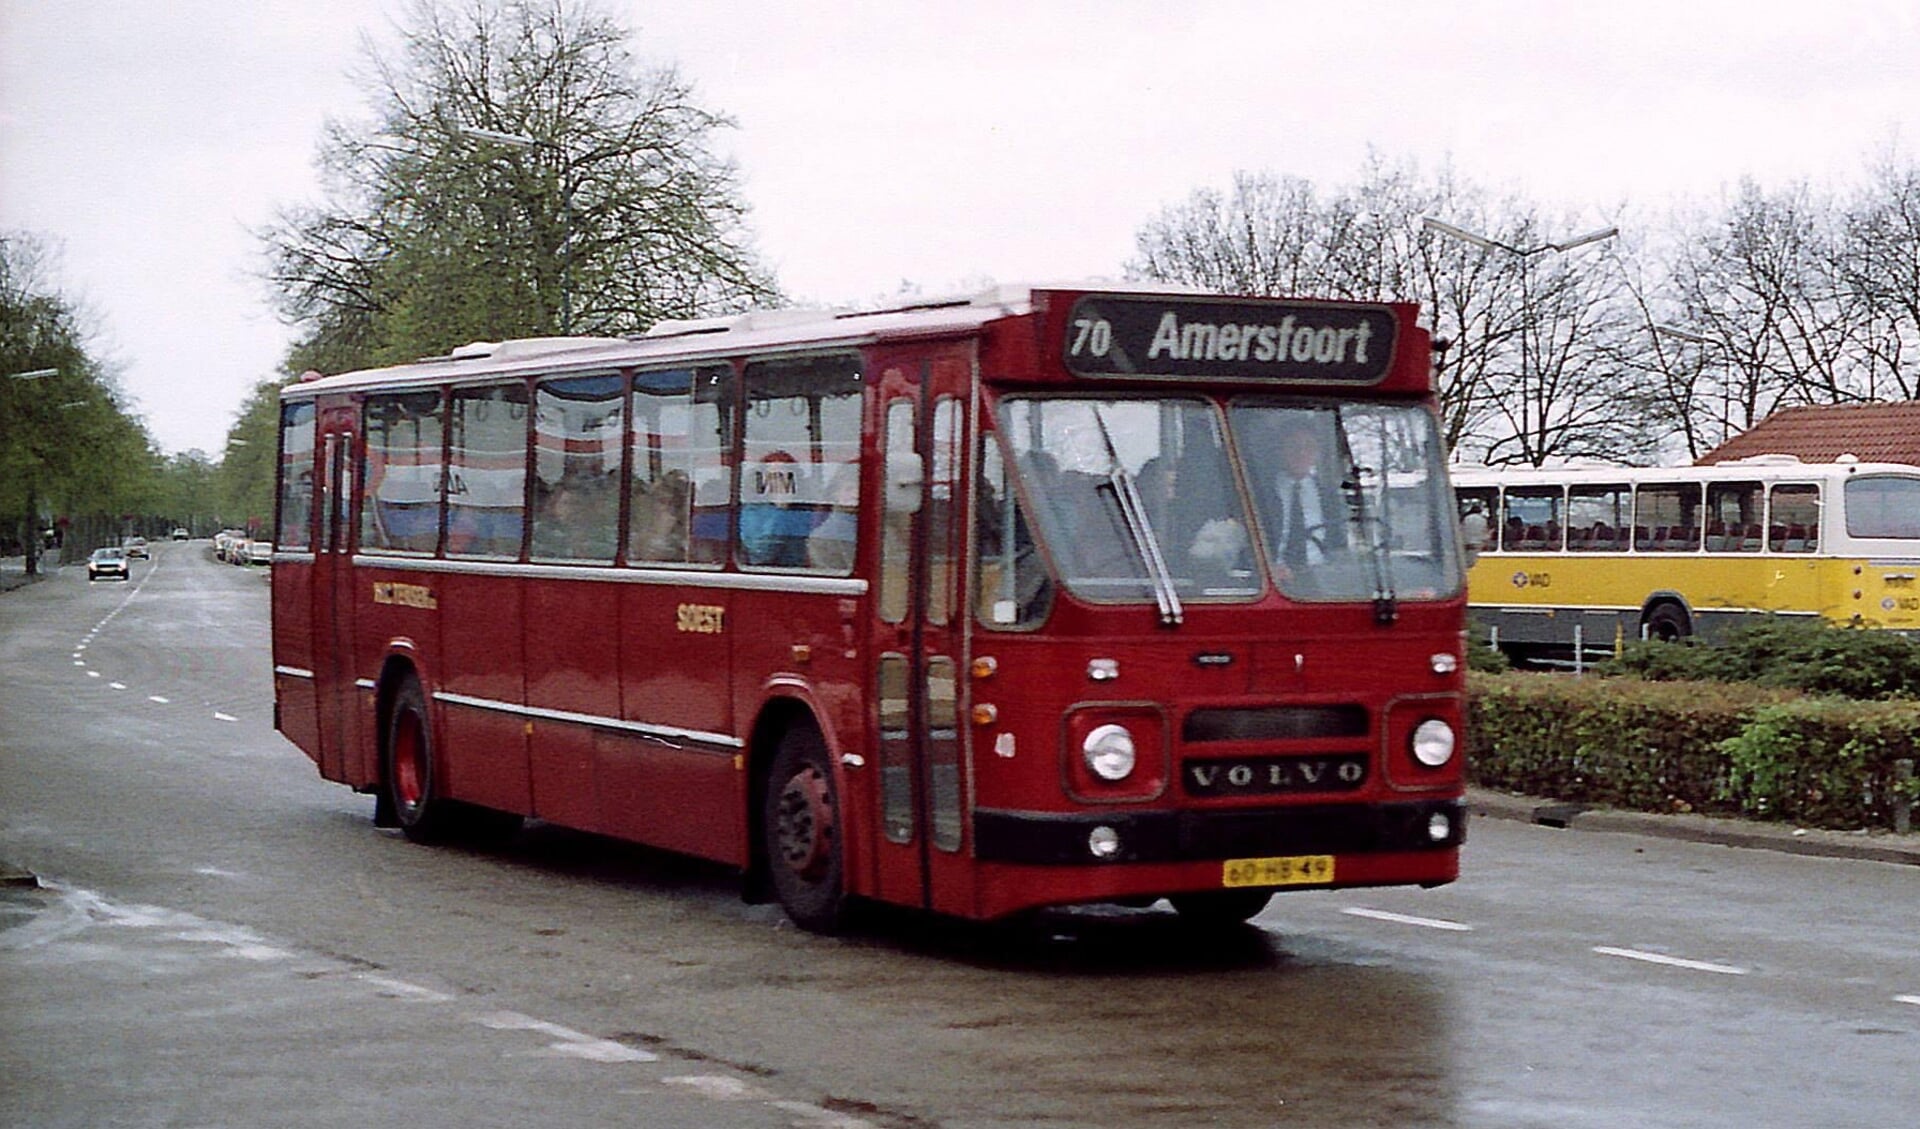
[87,547,129,581]
[172,527,189,540]
[124,536,150,559]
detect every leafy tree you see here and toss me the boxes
[1,231,161,569]
[262,0,777,375]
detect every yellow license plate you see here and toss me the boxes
[1222,855,1335,888]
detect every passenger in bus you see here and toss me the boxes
[532,472,618,560]
[1136,456,1249,585]
[739,450,810,567]
[629,469,691,563]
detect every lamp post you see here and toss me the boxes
[1653,322,1737,456]
[5,367,59,575]
[1421,217,1618,464]
[458,124,574,334]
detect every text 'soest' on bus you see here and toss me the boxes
[269,284,1470,932]
[1452,457,1920,665]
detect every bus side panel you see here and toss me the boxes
[271,558,321,762]
[612,581,740,862]
[525,576,618,831]
[436,570,531,814]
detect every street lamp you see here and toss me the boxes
[458,124,574,334]
[1652,323,1736,454]
[1422,217,1619,464]
[5,367,58,575]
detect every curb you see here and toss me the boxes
[1467,787,1920,867]
[0,859,40,888]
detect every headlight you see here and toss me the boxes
[1411,718,1456,768]
[1082,723,1137,781]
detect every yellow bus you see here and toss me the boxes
[1451,455,1920,663]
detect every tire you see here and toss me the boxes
[383,676,459,844]
[1169,889,1274,927]
[763,726,847,933]
[1644,602,1692,644]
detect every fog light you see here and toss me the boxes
[1411,718,1456,767]
[1427,812,1452,843]
[1088,825,1122,859]
[1082,723,1137,781]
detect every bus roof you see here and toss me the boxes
[1451,457,1920,488]
[281,282,1431,399]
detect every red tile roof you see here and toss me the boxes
[1695,402,1920,466]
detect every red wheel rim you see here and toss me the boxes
[392,710,426,810]
[773,766,834,881]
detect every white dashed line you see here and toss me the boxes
[1343,907,1474,932]
[86,671,100,679]
[473,1010,657,1062]
[212,712,238,723]
[109,682,126,690]
[149,695,169,704]
[357,973,455,1003]
[1896,995,1920,1007]
[1593,946,1747,975]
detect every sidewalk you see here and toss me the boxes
[0,554,44,593]
[1468,786,1920,866]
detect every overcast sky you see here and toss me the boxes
[5,0,1919,455]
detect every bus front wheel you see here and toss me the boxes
[763,726,848,933]
[1644,603,1692,643]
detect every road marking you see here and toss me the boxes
[213,712,237,722]
[357,973,454,1003]
[473,1010,657,1062]
[86,671,100,678]
[1593,946,1747,975]
[149,695,169,704]
[1896,995,1920,1007]
[1343,907,1474,932]
[109,682,126,690]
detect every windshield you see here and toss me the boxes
[999,398,1256,604]
[1230,400,1462,603]
[994,396,1460,606]
[1844,475,1920,539]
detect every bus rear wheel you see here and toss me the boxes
[1169,889,1273,927]
[384,676,458,845]
[763,727,847,933]
[1644,602,1692,643]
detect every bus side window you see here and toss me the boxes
[360,391,445,554]
[1769,483,1820,553]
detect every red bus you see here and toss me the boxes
[270,285,1468,930]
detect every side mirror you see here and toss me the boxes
[886,451,924,515]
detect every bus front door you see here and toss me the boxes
[870,348,973,916]
[313,416,363,786]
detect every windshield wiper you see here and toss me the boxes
[1089,407,1183,627]
[1336,410,1397,625]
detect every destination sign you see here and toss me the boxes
[1061,295,1398,383]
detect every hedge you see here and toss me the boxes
[1466,672,1920,831]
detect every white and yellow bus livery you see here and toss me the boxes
[1452,455,1920,662]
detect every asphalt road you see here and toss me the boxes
[3,542,1918,1128]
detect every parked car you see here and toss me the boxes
[124,536,149,559]
[246,539,274,566]
[87,547,129,581]
[214,529,245,561]
[171,527,189,541]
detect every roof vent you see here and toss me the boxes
[1724,453,1803,466]
[449,341,500,360]
[1836,452,1860,464]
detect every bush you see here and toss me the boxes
[1600,617,1920,699]
[1467,671,1920,829]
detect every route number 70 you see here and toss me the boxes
[1069,317,1113,358]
